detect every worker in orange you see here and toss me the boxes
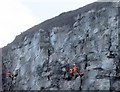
[69,68,74,76]
[73,64,84,78]
[69,64,84,79]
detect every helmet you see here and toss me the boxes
[73,64,76,66]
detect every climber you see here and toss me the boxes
[6,70,14,80]
[69,68,74,78]
[69,64,84,79]
[74,64,84,78]
[63,68,73,80]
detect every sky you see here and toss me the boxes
[0,0,98,48]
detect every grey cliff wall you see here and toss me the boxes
[2,2,120,91]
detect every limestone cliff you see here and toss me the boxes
[2,2,120,91]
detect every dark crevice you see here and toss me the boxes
[109,72,113,92]
[84,55,88,69]
[107,51,117,58]
[93,67,104,71]
[79,78,83,90]
[107,30,117,59]
[48,49,51,62]
[108,30,112,51]
[47,76,50,81]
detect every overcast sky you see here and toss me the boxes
[0,0,98,48]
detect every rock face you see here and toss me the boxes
[1,2,120,91]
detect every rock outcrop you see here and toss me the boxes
[1,2,120,91]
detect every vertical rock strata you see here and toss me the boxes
[2,2,120,91]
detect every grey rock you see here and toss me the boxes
[2,2,120,91]
[112,81,120,91]
[95,79,110,90]
[42,71,51,77]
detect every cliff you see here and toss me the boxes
[2,2,120,91]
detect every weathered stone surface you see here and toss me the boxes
[95,79,110,90]
[1,1,120,91]
[112,81,120,90]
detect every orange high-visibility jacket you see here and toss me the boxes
[73,66,78,72]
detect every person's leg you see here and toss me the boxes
[73,72,77,80]
[65,73,73,81]
[80,73,84,77]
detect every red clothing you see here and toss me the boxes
[69,69,73,74]
[69,66,84,78]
